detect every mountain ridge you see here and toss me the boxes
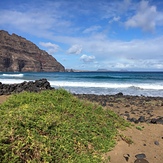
[0,30,65,72]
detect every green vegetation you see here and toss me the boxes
[119,134,133,145]
[0,89,130,163]
[136,125,144,131]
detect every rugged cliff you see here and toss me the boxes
[0,30,65,72]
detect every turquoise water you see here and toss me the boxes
[0,72,163,97]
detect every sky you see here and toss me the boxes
[0,0,163,71]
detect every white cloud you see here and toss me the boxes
[0,2,72,37]
[99,58,163,71]
[125,0,157,32]
[0,10,53,33]
[109,16,120,24]
[52,33,163,61]
[67,44,82,54]
[80,54,95,63]
[39,42,59,54]
[83,25,101,34]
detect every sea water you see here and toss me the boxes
[0,72,163,97]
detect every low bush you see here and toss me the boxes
[0,89,130,162]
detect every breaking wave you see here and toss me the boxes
[2,74,24,77]
[49,81,163,90]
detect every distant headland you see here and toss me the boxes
[0,30,65,72]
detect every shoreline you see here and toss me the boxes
[74,93,163,124]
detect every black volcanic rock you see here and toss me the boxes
[135,153,146,159]
[74,94,163,125]
[0,78,54,95]
[0,30,65,72]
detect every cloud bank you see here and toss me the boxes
[125,0,157,32]
[40,42,59,54]
[67,45,82,55]
[80,54,95,63]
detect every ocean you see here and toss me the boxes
[0,72,163,97]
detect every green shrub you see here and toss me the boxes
[0,89,130,163]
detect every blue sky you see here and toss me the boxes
[1,0,163,71]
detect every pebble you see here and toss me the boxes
[134,159,149,163]
[150,118,157,124]
[116,92,123,96]
[154,141,159,145]
[156,117,163,124]
[124,113,130,118]
[123,154,130,161]
[135,153,146,159]
[138,116,145,122]
[151,118,163,124]
[125,104,130,107]
[129,117,137,123]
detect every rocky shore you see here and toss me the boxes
[75,93,163,124]
[0,78,54,95]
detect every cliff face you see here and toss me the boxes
[0,30,65,72]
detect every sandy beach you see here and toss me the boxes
[1,94,163,163]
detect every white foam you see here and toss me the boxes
[2,74,24,77]
[134,84,163,90]
[0,79,27,84]
[49,81,163,90]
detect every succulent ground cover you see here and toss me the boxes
[0,89,129,163]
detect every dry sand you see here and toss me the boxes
[0,95,9,104]
[1,94,163,163]
[107,123,163,163]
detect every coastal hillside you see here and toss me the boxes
[0,30,65,72]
